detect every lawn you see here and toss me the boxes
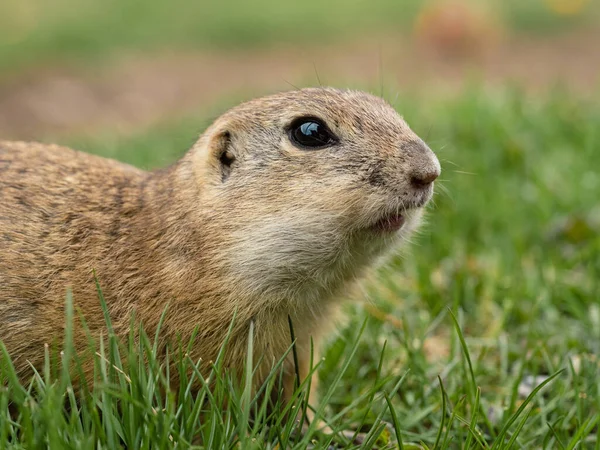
[1,0,598,72]
[1,85,598,449]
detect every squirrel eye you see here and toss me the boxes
[289,118,336,149]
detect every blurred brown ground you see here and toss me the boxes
[0,27,598,140]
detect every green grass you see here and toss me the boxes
[1,0,598,73]
[2,86,600,448]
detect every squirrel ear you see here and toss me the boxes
[209,130,235,182]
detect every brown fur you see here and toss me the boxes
[0,87,439,407]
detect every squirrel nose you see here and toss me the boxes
[410,169,440,188]
[402,139,441,189]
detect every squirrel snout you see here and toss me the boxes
[410,167,440,188]
[401,142,441,189]
[406,141,441,189]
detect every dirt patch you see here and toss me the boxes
[0,28,598,140]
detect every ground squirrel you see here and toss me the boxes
[0,87,440,409]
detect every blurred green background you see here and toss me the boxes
[0,0,598,146]
[0,0,598,70]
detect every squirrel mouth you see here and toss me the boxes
[369,212,406,233]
